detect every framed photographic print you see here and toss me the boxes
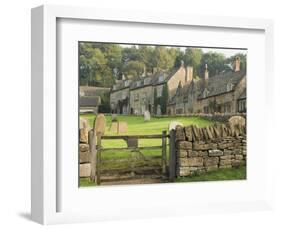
[31,5,274,225]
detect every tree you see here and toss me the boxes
[153,47,175,72]
[174,48,202,77]
[123,60,145,79]
[199,52,226,78]
[160,84,168,114]
[138,45,155,74]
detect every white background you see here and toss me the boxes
[57,18,267,216]
[0,0,280,229]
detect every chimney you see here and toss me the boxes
[185,66,193,82]
[141,66,146,77]
[234,56,241,72]
[204,64,209,80]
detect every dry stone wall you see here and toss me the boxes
[175,123,246,177]
[79,142,91,177]
[79,121,91,178]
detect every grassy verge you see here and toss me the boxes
[176,166,246,183]
[79,177,97,187]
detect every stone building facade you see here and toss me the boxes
[110,79,132,114]
[167,57,246,115]
[110,57,246,116]
[110,65,192,115]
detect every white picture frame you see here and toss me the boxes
[31,5,274,225]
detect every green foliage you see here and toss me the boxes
[153,88,158,114]
[160,84,168,114]
[99,92,111,113]
[153,46,176,72]
[199,51,226,78]
[123,60,145,78]
[79,178,96,187]
[176,166,246,182]
[79,42,247,88]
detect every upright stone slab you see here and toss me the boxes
[229,115,246,127]
[144,110,151,121]
[184,126,193,141]
[94,114,106,136]
[111,114,118,122]
[80,118,89,143]
[117,122,128,133]
[191,125,201,141]
[169,121,183,131]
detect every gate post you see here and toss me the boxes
[89,130,97,182]
[161,130,167,176]
[96,133,102,185]
[169,129,176,182]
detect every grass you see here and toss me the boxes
[80,114,215,167]
[79,114,230,187]
[176,166,246,183]
[81,114,214,136]
[80,114,215,148]
[80,166,247,187]
[79,177,97,187]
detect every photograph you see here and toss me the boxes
[78,42,247,187]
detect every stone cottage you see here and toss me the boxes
[110,64,193,115]
[110,79,132,114]
[168,57,246,115]
[110,57,246,116]
[79,86,110,114]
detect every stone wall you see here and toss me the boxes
[79,142,91,177]
[79,124,91,178]
[175,123,246,177]
[154,113,246,123]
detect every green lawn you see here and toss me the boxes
[176,166,246,183]
[80,114,215,148]
[79,115,226,187]
[80,177,97,187]
[81,114,214,136]
[80,166,246,187]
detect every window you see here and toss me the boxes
[238,99,246,112]
[227,82,233,92]
[144,78,150,85]
[157,86,163,97]
[122,91,127,99]
[224,103,231,113]
[141,93,147,103]
[203,89,209,98]
[124,80,130,87]
[158,75,164,82]
[134,93,139,101]
[203,106,209,114]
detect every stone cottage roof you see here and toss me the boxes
[80,86,110,96]
[129,68,179,90]
[168,70,246,105]
[197,70,246,99]
[80,96,101,107]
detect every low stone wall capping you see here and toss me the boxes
[175,123,246,177]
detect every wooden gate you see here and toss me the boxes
[94,131,172,185]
